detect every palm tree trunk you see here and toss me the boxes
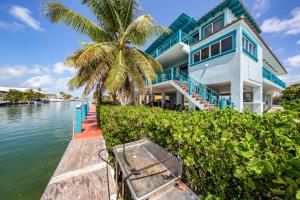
[111,93,117,104]
[97,89,103,105]
[127,91,135,105]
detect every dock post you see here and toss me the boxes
[85,103,89,115]
[82,103,86,120]
[75,105,82,133]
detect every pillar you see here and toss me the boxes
[253,85,263,115]
[161,92,166,109]
[267,91,274,109]
[176,91,183,105]
[231,80,243,112]
[143,95,147,105]
[150,94,154,102]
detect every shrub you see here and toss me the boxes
[98,105,300,199]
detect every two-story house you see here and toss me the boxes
[136,0,287,115]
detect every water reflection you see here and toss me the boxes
[0,102,76,200]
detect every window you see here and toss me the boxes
[193,51,201,63]
[211,42,220,57]
[204,24,213,38]
[213,18,222,33]
[243,35,257,58]
[203,17,223,38]
[221,36,233,53]
[191,31,235,65]
[201,47,209,60]
[192,32,199,41]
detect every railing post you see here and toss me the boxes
[85,103,88,115]
[189,80,193,95]
[179,29,182,42]
[82,103,86,120]
[171,67,174,80]
[221,99,227,110]
[75,105,82,133]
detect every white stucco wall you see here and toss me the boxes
[240,22,263,86]
[225,8,237,25]
[189,24,241,85]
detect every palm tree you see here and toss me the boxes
[44,0,168,104]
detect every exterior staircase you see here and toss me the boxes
[146,69,234,110]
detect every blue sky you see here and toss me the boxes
[0,0,299,96]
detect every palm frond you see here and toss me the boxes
[136,49,163,72]
[43,1,113,42]
[105,50,128,93]
[125,15,170,46]
[65,42,116,67]
[83,62,109,95]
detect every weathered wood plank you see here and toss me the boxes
[41,167,115,200]
[41,136,116,200]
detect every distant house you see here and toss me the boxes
[137,0,287,115]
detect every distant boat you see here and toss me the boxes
[41,99,50,103]
[0,101,9,106]
[32,98,42,105]
[50,98,65,102]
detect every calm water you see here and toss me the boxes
[0,102,77,200]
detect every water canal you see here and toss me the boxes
[0,102,77,200]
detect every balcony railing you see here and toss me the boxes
[149,30,197,58]
[263,68,286,89]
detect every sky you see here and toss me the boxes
[0,0,299,96]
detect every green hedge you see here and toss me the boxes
[98,105,300,199]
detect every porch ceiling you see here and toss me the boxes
[156,43,189,67]
[263,81,283,92]
[145,82,177,94]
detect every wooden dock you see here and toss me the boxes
[41,105,116,200]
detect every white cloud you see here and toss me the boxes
[0,62,79,94]
[297,40,300,45]
[0,65,31,80]
[0,20,23,31]
[22,75,71,92]
[261,7,300,35]
[10,5,43,31]
[274,48,284,53]
[53,62,74,74]
[0,64,50,80]
[22,75,53,88]
[253,0,270,18]
[279,74,300,85]
[286,54,300,68]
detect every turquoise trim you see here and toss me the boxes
[243,49,258,62]
[191,49,235,66]
[263,68,286,88]
[242,30,258,62]
[201,13,225,39]
[190,30,237,66]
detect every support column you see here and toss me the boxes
[150,94,154,102]
[267,91,274,109]
[253,85,263,115]
[134,93,139,106]
[161,92,166,109]
[176,91,183,105]
[231,80,243,112]
[143,94,147,105]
